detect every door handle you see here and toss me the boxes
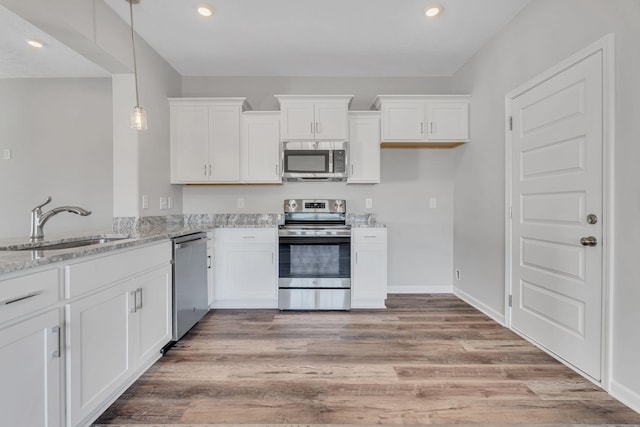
[136,288,143,310]
[580,236,598,247]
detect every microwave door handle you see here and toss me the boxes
[328,150,333,173]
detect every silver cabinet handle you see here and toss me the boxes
[208,255,212,269]
[51,326,61,359]
[355,252,358,264]
[275,164,279,175]
[242,236,256,239]
[136,288,143,310]
[272,252,274,264]
[430,122,434,134]
[208,164,212,176]
[363,235,377,238]
[316,122,320,134]
[204,164,207,177]
[0,291,41,306]
[351,164,354,175]
[130,290,137,313]
[580,236,598,247]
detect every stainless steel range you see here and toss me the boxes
[278,199,351,310]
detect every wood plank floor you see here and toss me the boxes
[93,294,640,426]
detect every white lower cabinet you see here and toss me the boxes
[207,232,215,307]
[65,242,172,427]
[0,267,62,427]
[0,309,62,427]
[351,228,388,308]
[213,228,277,308]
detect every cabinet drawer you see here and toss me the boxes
[215,228,276,245]
[353,228,387,243]
[65,242,172,299]
[0,268,60,325]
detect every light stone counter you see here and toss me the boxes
[0,213,383,275]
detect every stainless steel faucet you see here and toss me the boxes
[30,196,92,242]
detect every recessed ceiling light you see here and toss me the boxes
[27,39,44,48]
[197,6,212,17]
[425,7,441,17]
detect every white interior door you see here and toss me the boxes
[509,50,603,380]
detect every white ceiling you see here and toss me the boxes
[0,4,109,78]
[103,0,530,77]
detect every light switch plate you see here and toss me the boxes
[237,198,245,209]
[167,196,173,209]
[429,197,437,209]
[3,149,11,160]
[365,198,373,209]
[159,197,168,210]
[142,195,149,209]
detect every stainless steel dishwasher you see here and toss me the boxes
[171,232,208,341]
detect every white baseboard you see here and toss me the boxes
[388,285,452,294]
[453,287,505,325]
[610,379,640,414]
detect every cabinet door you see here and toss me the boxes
[381,102,425,141]
[426,102,469,141]
[0,310,62,427]
[216,245,277,308]
[66,282,133,427]
[280,102,315,140]
[170,105,210,183]
[352,229,387,309]
[348,116,381,184]
[315,102,348,140]
[207,233,215,308]
[210,106,241,182]
[133,265,172,367]
[242,116,281,183]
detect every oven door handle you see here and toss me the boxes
[278,236,351,245]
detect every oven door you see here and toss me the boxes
[278,235,351,289]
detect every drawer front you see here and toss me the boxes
[65,241,172,299]
[215,228,276,245]
[0,268,60,325]
[353,228,387,244]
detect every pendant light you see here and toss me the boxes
[127,0,147,130]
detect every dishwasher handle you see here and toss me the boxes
[174,238,206,249]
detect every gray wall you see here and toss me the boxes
[452,0,640,409]
[182,76,453,110]
[0,78,113,239]
[181,76,455,292]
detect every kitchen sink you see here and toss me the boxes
[0,236,131,251]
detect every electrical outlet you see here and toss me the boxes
[237,198,245,209]
[159,197,168,210]
[365,198,373,209]
[429,197,437,209]
[3,149,11,160]
[142,195,149,209]
[455,269,461,280]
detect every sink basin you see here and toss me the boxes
[0,236,131,251]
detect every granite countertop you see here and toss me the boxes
[0,213,385,276]
[0,225,215,276]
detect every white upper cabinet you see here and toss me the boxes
[375,95,470,146]
[170,98,247,184]
[348,112,381,184]
[241,112,281,183]
[276,95,353,141]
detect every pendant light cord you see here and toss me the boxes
[129,0,141,108]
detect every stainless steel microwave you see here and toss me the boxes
[281,141,348,181]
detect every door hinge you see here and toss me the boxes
[508,116,513,131]
[508,295,513,307]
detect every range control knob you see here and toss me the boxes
[333,200,344,212]
[287,200,298,212]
